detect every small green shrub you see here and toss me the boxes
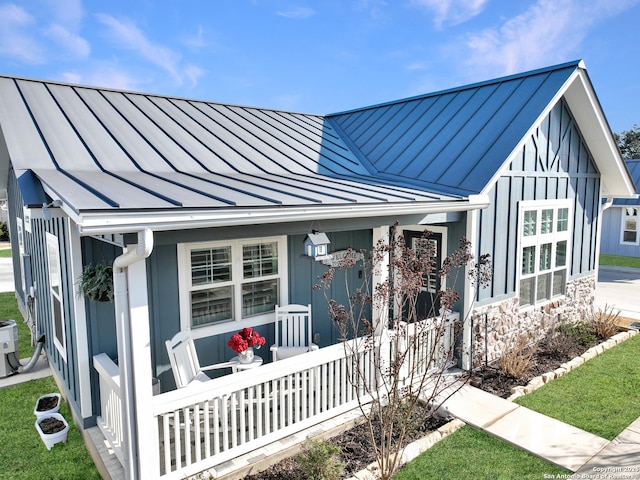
[556,320,596,347]
[297,438,345,480]
[0,221,9,242]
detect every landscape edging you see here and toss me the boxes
[506,329,638,401]
[347,328,638,480]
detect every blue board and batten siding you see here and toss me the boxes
[476,98,600,305]
[600,160,640,258]
[6,168,86,418]
[601,207,640,257]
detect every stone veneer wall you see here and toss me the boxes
[470,274,596,367]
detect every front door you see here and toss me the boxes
[403,230,443,320]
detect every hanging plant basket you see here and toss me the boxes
[34,393,61,418]
[35,413,69,450]
[77,261,114,302]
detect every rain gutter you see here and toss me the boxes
[113,229,154,480]
[75,197,490,236]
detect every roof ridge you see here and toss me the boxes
[0,73,322,117]
[328,60,584,117]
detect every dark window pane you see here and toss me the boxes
[520,277,534,306]
[537,272,551,302]
[553,269,566,296]
[242,279,278,316]
[191,247,232,285]
[243,242,278,279]
[191,286,233,326]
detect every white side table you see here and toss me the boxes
[229,355,263,372]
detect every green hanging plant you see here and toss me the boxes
[77,261,114,302]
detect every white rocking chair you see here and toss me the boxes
[270,304,319,362]
[165,331,233,389]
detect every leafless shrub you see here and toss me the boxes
[499,335,537,379]
[315,223,492,480]
[590,304,621,339]
[543,330,576,358]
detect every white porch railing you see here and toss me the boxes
[93,353,125,466]
[93,313,459,480]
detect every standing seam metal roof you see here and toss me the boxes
[328,61,582,196]
[0,60,609,216]
[0,76,450,211]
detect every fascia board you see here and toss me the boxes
[563,72,635,198]
[75,198,490,236]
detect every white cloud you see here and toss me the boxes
[0,3,44,63]
[183,25,208,49]
[276,7,316,19]
[464,0,640,76]
[41,0,84,28]
[406,62,427,71]
[410,0,488,27]
[45,24,90,58]
[184,64,204,87]
[60,65,143,91]
[96,13,201,86]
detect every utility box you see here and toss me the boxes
[0,320,18,377]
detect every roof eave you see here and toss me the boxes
[563,69,635,198]
[74,197,490,236]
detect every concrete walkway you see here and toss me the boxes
[597,266,640,321]
[439,384,640,472]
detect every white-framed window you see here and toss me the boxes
[178,236,287,338]
[518,200,572,308]
[46,232,66,360]
[621,207,639,245]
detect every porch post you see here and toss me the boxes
[67,220,93,419]
[372,226,390,335]
[462,210,479,370]
[127,257,160,479]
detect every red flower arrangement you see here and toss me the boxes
[227,327,266,354]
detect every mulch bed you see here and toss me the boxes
[245,402,446,479]
[472,336,598,398]
[245,332,613,479]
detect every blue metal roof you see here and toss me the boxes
[329,61,581,196]
[0,76,449,211]
[0,59,633,231]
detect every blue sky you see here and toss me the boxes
[0,0,639,133]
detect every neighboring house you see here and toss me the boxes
[0,60,634,479]
[601,159,640,257]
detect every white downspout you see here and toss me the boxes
[113,229,154,480]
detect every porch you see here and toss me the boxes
[92,313,459,480]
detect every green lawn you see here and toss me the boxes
[394,425,567,479]
[515,333,640,440]
[0,376,101,479]
[0,247,12,258]
[599,253,640,269]
[396,333,640,479]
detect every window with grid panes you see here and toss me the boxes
[519,202,571,307]
[179,237,284,331]
[621,207,639,244]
